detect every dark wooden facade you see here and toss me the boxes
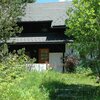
[9,21,66,63]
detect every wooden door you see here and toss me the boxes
[38,48,49,63]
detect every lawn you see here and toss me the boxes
[0,70,100,100]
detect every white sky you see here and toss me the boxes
[59,0,66,2]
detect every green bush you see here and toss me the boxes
[0,48,36,83]
[76,66,92,74]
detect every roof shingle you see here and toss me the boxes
[21,2,72,26]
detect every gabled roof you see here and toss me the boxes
[21,2,72,27]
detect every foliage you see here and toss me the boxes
[0,0,26,56]
[65,0,100,77]
[76,65,92,74]
[23,0,36,3]
[64,56,78,72]
[0,0,25,42]
[0,48,36,83]
[0,72,49,100]
[0,71,100,100]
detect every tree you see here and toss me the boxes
[0,0,36,57]
[65,0,100,79]
[0,0,26,56]
[23,0,36,3]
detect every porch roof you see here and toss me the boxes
[7,37,67,44]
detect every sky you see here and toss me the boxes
[37,0,71,3]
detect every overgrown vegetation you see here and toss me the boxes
[0,48,35,83]
[0,69,100,100]
[0,48,100,100]
[65,0,100,81]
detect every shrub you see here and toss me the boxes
[0,48,36,83]
[64,56,78,72]
[76,66,92,74]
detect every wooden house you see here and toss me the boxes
[9,2,72,72]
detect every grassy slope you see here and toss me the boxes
[0,71,100,100]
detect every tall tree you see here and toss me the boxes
[65,0,100,78]
[0,0,26,56]
[23,0,36,3]
[0,0,36,57]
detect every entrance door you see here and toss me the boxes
[49,53,63,72]
[38,48,49,63]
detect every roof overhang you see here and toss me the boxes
[6,37,68,45]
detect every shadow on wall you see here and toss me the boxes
[40,81,100,100]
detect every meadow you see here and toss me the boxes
[0,69,100,100]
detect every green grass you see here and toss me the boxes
[0,70,100,100]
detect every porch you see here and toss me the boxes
[9,43,65,72]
